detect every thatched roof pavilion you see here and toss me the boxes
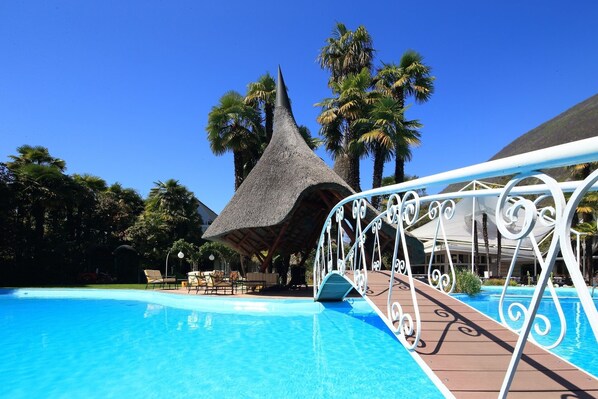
[203,68,356,270]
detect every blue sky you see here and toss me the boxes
[1,1,597,213]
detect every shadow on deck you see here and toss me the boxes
[316,270,598,398]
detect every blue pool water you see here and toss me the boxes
[0,289,444,399]
[453,286,598,378]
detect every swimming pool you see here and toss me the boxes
[453,286,598,378]
[0,289,445,398]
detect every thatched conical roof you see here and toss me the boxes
[203,68,354,259]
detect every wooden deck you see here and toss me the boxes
[347,270,598,398]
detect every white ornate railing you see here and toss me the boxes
[313,137,598,398]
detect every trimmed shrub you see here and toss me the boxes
[455,269,482,295]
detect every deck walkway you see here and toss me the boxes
[350,270,598,398]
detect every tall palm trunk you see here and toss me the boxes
[348,153,361,192]
[347,126,361,192]
[371,142,384,208]
[496,228,502,275]
[482,213,490,276]
[265,104,273,143]
[393,96,406,185]
[334,130,361,192]
[473,221,479,275]
[233,151,244,191]
[394,157,405,185]
[585,233,594,283]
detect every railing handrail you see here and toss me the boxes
[330,137,598,210]
[313,136,598,398]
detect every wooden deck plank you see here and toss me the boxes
[340,270,598,398]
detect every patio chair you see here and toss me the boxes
[207,270,233,295]
[187,271,208,294]
[144,269,177,289]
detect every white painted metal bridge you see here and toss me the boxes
[313,137,598,398]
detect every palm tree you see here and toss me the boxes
[316,68,375,191]
[6,145,68,273]
[358,96,422,206]
[568,163,598,282]
[375,51,435,184]
[206,91,263,190]
[318,22,374,86]
[146,179,202,242]
[7,145,66,171]
[245,73,276,143]
[298,125,322,151]
[482,213,491,276]
[147,179,198,220]
[7,145,67,237]
[317,23,375,191]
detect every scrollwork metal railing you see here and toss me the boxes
[313,137,598,398]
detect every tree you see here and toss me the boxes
[168,239,197,275]
[7,145,66,171]
[206,91,263,190]
[125,212,170,267]
[127,179,203,272]
[318,23,375,191]
[0,163,17,281]
[316,68,376,191]
[97,183,144,243]
[358,96,421,206]
[375,51,435,184]
[298,125,322,151]
[318,22,374,86]
[568,163,598,282]
[197,241,238,272]
[6,145,68,278]
[245,73,277,143]
[146,179,203,243]
[2,145,145,284]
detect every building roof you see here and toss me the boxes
[202,68,354,259]
[490,93,598,161]
[444,93,598,193]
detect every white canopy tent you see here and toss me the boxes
[408,182,554,277]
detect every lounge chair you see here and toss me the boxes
[187,271,208,294]
[144,269,177,289]
[207,270,233,295]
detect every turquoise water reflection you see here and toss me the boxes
[0,290,444,399]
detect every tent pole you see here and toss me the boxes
[471,181,477,273]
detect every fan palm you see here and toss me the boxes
[146,179,202,241]
[316,68,376,191]
[298,125,322,151]
[147,179,188,213]
[375,51,434,184]
[245,73,276,143]
[358,96,421,206]
[318,22,374,86]
[7,145,66,171]
[6,145,68,269]
[568,163,598,282]
[206,91,263,190]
